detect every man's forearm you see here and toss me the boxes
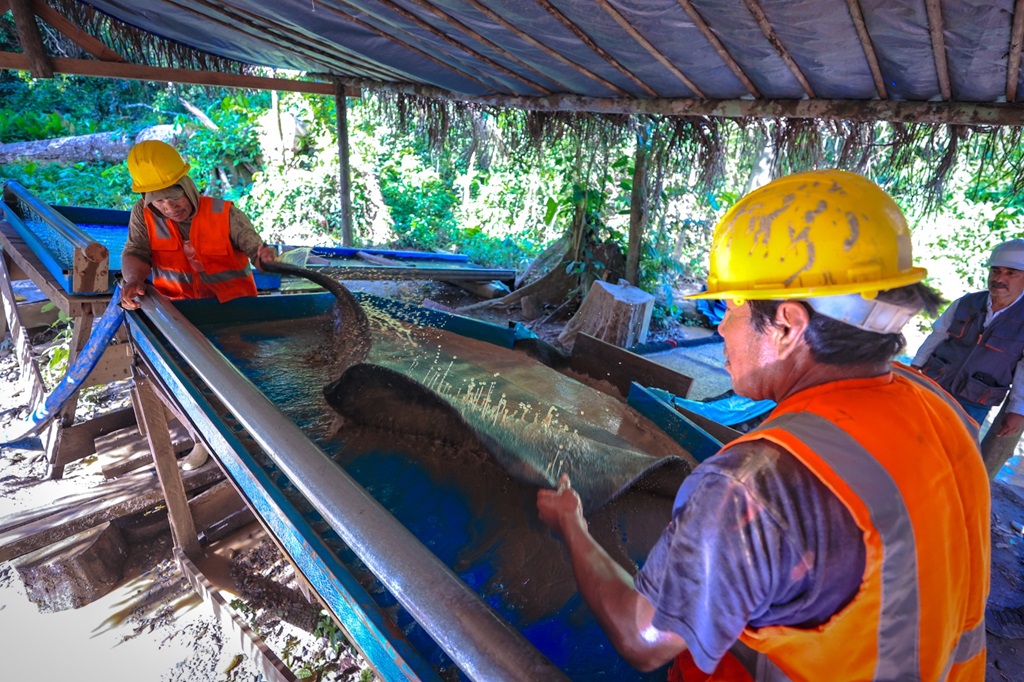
[561,520,682,671]
[120,253,152,284]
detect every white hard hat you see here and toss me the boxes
[989,239,1024,271]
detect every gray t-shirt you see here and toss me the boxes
[634,439,865,673]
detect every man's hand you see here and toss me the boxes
[255,244,278,272]
[537,474,587,540]
[120,280,147,310]
[997,412,1024,437]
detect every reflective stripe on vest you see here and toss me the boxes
[766,411,920,680]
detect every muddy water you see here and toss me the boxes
[207,305,686,680]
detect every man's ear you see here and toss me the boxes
[772,301,811,360]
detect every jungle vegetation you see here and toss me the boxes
[2,70,1023,331]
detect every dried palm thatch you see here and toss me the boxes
[20,2,1024,211]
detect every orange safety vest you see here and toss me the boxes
[144,196,257,303]
[670,364,989,682]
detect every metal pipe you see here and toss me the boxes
[136,287,568,682]
[2,180,97,250]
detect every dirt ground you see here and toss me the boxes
[2,281,1023,680]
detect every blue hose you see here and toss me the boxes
[2,285,125,445]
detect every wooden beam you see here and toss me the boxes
[187,0,402,84]
[175,549,296,682]
[313,0,497,93]
[135,374,202,560]
[406,0,579,94]
[569,333,693,402]
[1008,0,1024,102]
[352,77,1024,126]
[596,0,705,97]
[29,0,125,63]
[676,0,760,98]
[9,0,52,78]
[743,0,815,98]
[335,81,354,249]
[0,52,357,95]
[534,0,658,97]
[844,0,888,99]
[340,0,552,95]
[924,0,952,100]
[459,0,628,96]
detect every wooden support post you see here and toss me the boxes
[134,373,202,560]
[335,80,354,248]
[625,131,648,288]
[981,402,1024,478]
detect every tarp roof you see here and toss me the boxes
[4,0,1024,126]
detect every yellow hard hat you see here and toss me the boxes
[127,140,191,193]
[687,169,926,302]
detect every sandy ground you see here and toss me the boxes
[0,335,370,681]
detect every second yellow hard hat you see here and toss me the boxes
[127,140,191,193]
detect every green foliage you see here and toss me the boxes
[0,161,133,209]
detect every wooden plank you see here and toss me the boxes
[0,248,45,408]
[15,299,59,329]
[80,341,131,389]
[0,462,222,561]
[0,52,358,96]
[71,241,109,293]
[95,419,193,480]
[48,406,139,478]
[0,221,108,317]
[175,548,297,682]
[569,332,694,399]
[135,376,201,559]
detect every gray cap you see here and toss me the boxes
[989,239,1024,271]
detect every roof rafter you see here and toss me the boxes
[180,0,403,83]
[1007,0,1024,102]
[595,0,706,98]
[330,0,552,95]
[449,0,629,96]
[9,0,53,77]
[310,1,495,93]
[405,0,584,96]
[743,0,815,98]
[924,0,952,100]
[29,0,125,63]
[0,52,357,96]
[844,0,887,99]
[675,0,760,98]
[533,0,657,97]
[349,77,1024,126]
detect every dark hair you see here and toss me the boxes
[747,283,946,366]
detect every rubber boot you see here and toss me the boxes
[179,442,210,471]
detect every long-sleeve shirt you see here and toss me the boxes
[912,291,1024,415]
[122,175,264,265]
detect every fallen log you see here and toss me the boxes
[0,124,183,165]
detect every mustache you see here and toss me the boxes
[991,282,1008,289]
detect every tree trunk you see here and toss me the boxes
[0,124,183,165]
[557,279,654,349]
[625,135,648,286]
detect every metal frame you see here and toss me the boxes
[129,286,567,682]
